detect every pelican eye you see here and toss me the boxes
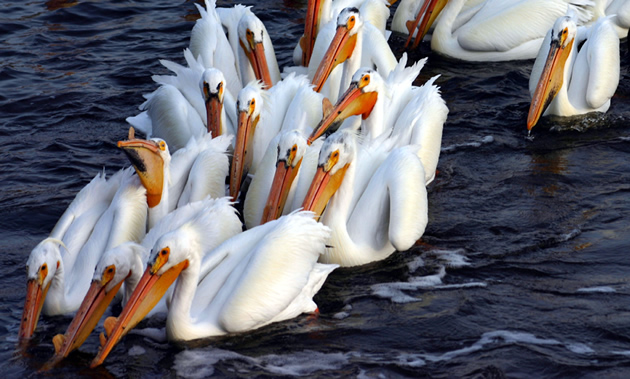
[291,145,297,152]
[41,264,47,272]
[107,267,114,274]
[160,249,168,256]
[159,141,166,151]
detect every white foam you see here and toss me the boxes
[174,348,350,377]
[407,255,425,273]
[127,345,146,356]
[441,135,494,153]
[566,343,595,354]
[333,304,353,319]
[429,248,471,268]
[577,286,616,293]
[560,228,581,242]
[371,248,484,303]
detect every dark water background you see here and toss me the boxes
[2,0,630,377]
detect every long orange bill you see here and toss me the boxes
[118,132,165,208]
[44,277,126,369]
[307,83,377,144]
[301,164,349,219]
[18,279,50,341]
[527,38,573,131]
[404,0,432,48]
[261,158,303,224]
[311,24,357,92]
[205,93,223,138]
[230,110,257,202]
[301,0,323,66]
[90,261,188,368]
[413,0,448,49]
[242,39,273,88]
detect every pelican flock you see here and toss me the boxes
[17,0,626,370]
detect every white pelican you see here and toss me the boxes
[402,0,597,61]
[527,13,620,131]
[90,211,337,367]
[190,0,242,96]
[593,0,630,38]
[243,82,328,228]
[307,58,448,185]
[301,130,429,266]
[118,128,231,229]
[152,49,237,140]
[47,197,241,365]
[229,74,314,201]
[310,54,429,143]
[211,2,281,88]
[126,84,205,153]
[295,0,392,67]
[309,7,397,103]
[18,168,148,340]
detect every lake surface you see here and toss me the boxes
[1,0,630,377]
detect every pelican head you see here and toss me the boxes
[18,238,63,340]
[230,82,265,201]
[261,131,309,224]
[311,7,363,93]
[48,242,144,366]
[302,130,356,218]
[238,13,274,88]
[90,224,197,368]
[117,127,171,208]
[527,15,577,131]
[308,68,380,144]
[200,68,226,138]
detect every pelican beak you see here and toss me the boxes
[405,0,448,49]
[47,266,127,367]
[241,33,273,88]
[230,107,259,201]
[301,158,350,218]
[261,155,303,224]
[18,278,51,341]
[203,83,224,138]
[527,35,574,131]
[308,82,377,144]
[311,21,358,92]
[90,258,189,368]
[117,128,165,208]
[300,0,324,66]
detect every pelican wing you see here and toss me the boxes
[456,0,593,53]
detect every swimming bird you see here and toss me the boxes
[242,82,328,228]
[229,74,315,202]
[151,49,238,140]
[400,0,596,61]
[190,0,243,96]
[527,12,620,131]
[308,59,448,185]
[301,130,429,266]
[309,7,397,103]
[118,128,231,229]
[295,0,392,67]
[18,168,148,341]
[90,211,337,367]
[47,197,241,365]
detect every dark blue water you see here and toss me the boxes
[2,1,630,377]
